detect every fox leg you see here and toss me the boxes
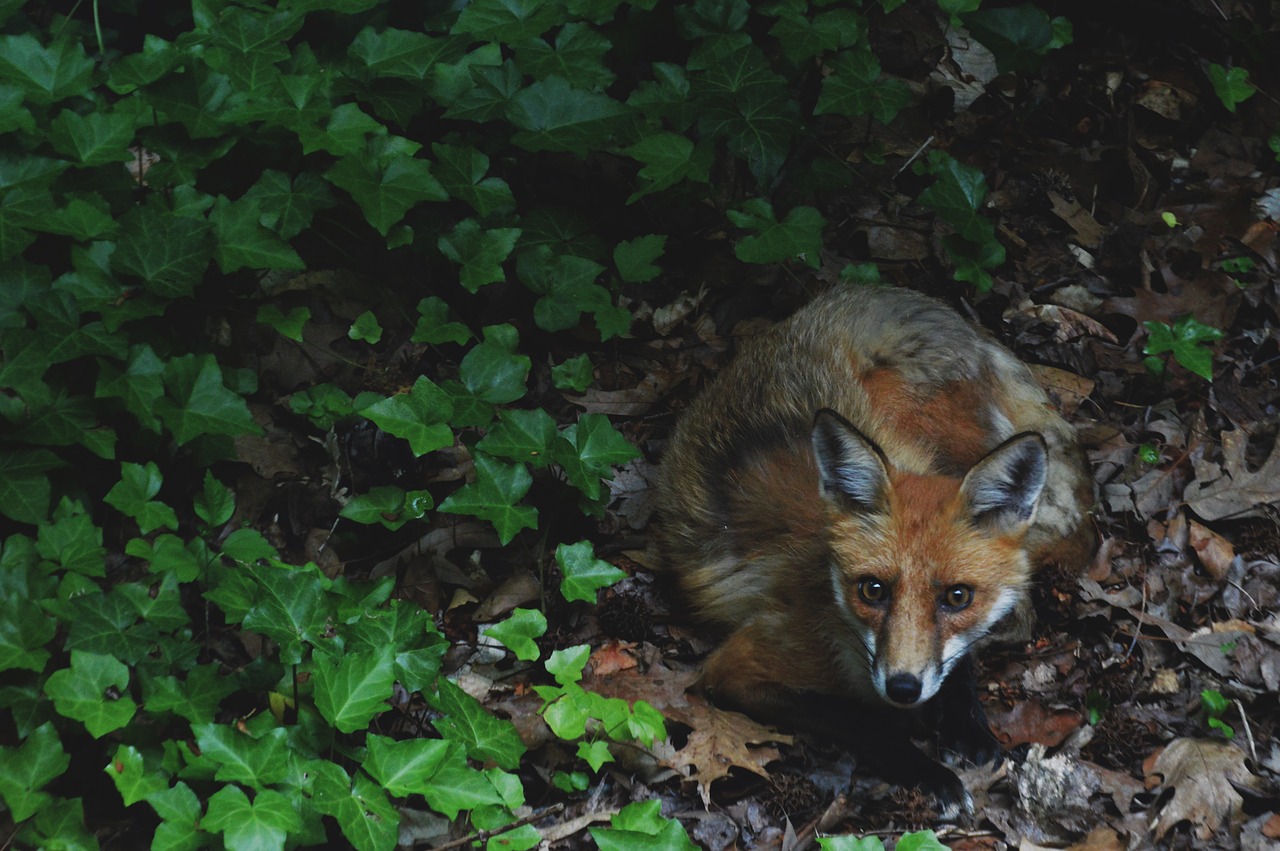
[699,625,972,817]
[933,655,1001,767]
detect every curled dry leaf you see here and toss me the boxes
[1187,519,1236,580]
[1146,738,1261,840]
[661,697,791,806]
[1185,428,1280,521]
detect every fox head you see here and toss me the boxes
[811,409,1048,708]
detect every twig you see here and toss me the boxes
[895,135,935,178]
[423,803,565,850]
[1235,698,1257,763]
[1123,578,1147,661]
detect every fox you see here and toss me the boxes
[654,285,1095,815]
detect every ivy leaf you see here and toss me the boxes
[814,48,911,124]
[459,324,531,404]
[483,608,548,661]
[1144,316,1224,381]
[917,151,995,245]
[104,744,169,807]
[546,644,591,685]
[412,296,472,346]
[0,34,95,104]
[44,651,138,738]
[241,562,328,665]
[769,7,866,62]
[438,454,537,545]
[241,170,335,240]
[196,472,234,528]
[452,0,563,43]
[962,4,1058,73]
[325,145,448,236]
[476,408,558,467]
[348,26,459,80]
[209,195,305,273]
[154,354,261,445]
[361,376,454,456]
[613,234,666,283]
[257,304,310,342]
[203,786,303,851]
[111,203,215,299]
[551,353,594,393]
[577,739,614,771]
[340,485,433,531]
[103,461,179,534]
[438,218,521,292]
[48,107,137,166]
[553,413,641,502]
[590,800,699,851]
[313,646,397,734]
[728,198,825,269]
[1207,63,1256,113]
[514,22,616,90]
[0,723,68,821]
[556,540,626,603]
[0,449,65,524]
[625,131,713,203]
[429,677,527,770]
[309,762,399,851]
[508,75,629,154]
[349,310,383,344]
[431,143,516,218]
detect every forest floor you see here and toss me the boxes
[227,3,1280,849]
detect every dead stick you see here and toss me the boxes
[423,802,566,851]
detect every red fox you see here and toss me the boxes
[655,285,1094,815]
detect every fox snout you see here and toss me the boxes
[874,663,944,707]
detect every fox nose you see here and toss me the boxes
[884,673,922,705]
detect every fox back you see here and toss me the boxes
[656,285,1094,716]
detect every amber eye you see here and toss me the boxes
[942,584,974,611]
[857,578,887,604]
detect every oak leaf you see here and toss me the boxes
[1146,738,1260,840]
[1185,428,1280,521]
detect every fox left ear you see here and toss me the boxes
[961,433,1048,533]
[811,409,890,513]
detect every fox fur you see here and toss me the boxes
[655,285,1095,814]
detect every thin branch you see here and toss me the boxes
[424,803,565,851]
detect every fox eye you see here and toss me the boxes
[942,584,974,611]
[857,578,887,604]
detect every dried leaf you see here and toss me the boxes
[1187,520,1235,580]
[1147,738,1260,840]
[662,696,790,805]
[1185,429,1280,521]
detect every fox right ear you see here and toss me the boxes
[811,409,890,512]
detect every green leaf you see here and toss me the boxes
[553,413,641,502]
[155,354,261,445]
[625,131,713,202]
[817,836,885,851]
[728,198,825,269]
[36,507,106,576]
[430,678,527,770]
[508,75,629,154]
[340,485,433,531]
[209,195,306,273]
[103,461,179,534]
[894,830,950,851]
[0,34,95,104]
[438,453,538,544]
[44,650,138,738]
[546,645,591,686]
[363,735,458,798]
[310,763,399,851]
[1207,63,1256,113]
[111,202,215,298]
[325,144,448,236]
[105,744,169,807]
[349,26,458,80]
[556,540,626,603]
[460,324,531,404]
[0,449,65,524]
[313,646,396,733]
[484,608,547,661]
[361,375,455,456]
[614,234,666,283]
[452,0,563,42]
[814,48,911,124]
[476,408,558,467]
[515,23,616,90]
[349,310,384,344]
[961,4,1056,72]
[590,800,698,851]
[241,170,335,240]
[413,296,472,346]
[917,151,994,245]
[257,304,310,342]
[142,664,237,724]
[240,562,328,665]
[0,723,69,821]
[203,785,303,851]
[147,783,207,851]
[577,739,614,771]
[48,107,137,165]
[1144,316,1224,381]
[438,218,522,292]
[552,353,594,393]
[769,7,866,62]
[432,143,516,219]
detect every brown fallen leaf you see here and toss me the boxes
[1184,428,1280,521]
[1047,190,1108,248]
[589,640,640,677]
[662,695,791,806]
[1145,738,1261,840]
[1187,520,1235,580]
[986,699,1083,749]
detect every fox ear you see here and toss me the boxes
[811,409,890,512]
[961,432,1048,533]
